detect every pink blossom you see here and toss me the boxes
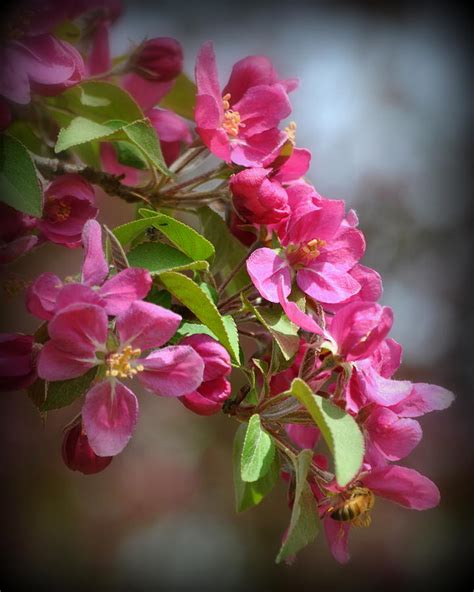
[39,175,98,247]
[319,465,440,563]
[122,73,174,112]
[389,382,455,418]
[195,42,294,166]
[229,167,290,225]
[148,108,192,166]
[62,422,113,474]
[0,333,37,391]
[27,219,152,319]
[0,203,38,264]
[179,334,232,416]
[38,300,205,455]
[132,37,183,82]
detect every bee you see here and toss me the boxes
[327,486,375,527]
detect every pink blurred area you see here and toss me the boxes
[0,1,471,590]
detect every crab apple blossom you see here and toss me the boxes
[131,37,183,82]
[38,300,204,455]
[27,220,152,319]
[62,422,113,474]
[178,334,232,416]
[195,42,295,166]
[0,333,36,391]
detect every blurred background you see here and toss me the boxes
[1,0,472,590]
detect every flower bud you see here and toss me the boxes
[62,423,113,475]
[229,168,290,225]
[133,37,183,82]
[0,333,37,391]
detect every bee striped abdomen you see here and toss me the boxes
[328,486,375,526]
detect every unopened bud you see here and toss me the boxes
[133,37,183,82]
[62,423,113,475]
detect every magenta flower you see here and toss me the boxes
[27,219,152,319]
[132,37,183,82]
[195,42,294,166]
[316,465,440,564]
[39,175,98,247]
[178,334,232,416]
[0,333,37,391]
[38,300,205,455]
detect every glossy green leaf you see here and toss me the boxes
[6,121,43,155]
[176,322,218,341]
[289,378,364,487]
[233,424,279,512]
[55,117,125,152]
[127,242,208,274]
[114,141,148,169]
[159,73,196,120]
[242,296,299,361]
[198,206,250,294]
[0,134,42,217]
[241,414,275,482]
[276,449,320,563]
[40,367,98,411]
[159,271,240,362]
[121,119,173,177]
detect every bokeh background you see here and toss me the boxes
[1,1,472,590]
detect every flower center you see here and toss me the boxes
[45,199,72,223]
[222,93,244,137]
[106,345,144,379]
[286,239,326,266]
[284,121,297,144]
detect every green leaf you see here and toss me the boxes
[241,414,275,482]
[40,367,98,411]
[276,449,320,563]
[55,117,125,152]
[198,207,250,294]
[288,378,364,487]
[6,121,43,155]
[114,141,148,169]
[242,296,299,361]
[0,134,42,217]
[159,73,196,120]
[146,287,172,308]
[233,424,279,512]
[47,81,143,124]
[127,242,208,274]
[121,119,172,177]
[139,209,215,261]
[176,322,218,340]
[159,271,240,363]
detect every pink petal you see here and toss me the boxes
[246,247,291,303]
[116,301,181,351]
[100,143,140,186]
[148,108,192,144]
[180,334,231,381]
[223,55,281,104]
[82,380,139,456]
[324,519,351,564]
[195,41,221,103]
[274,148,311,183]
[122,73,173,111]
[234,84,292,134]
[363,465,440,510]
[38,341,97,381]
[277,278,325,335]
[26,272,63,320]
[355,363,412,407]
[99,268,152,315]
[88,21,111,76]
[318,229,366,272]
[55,283,106,311]
[285,198,345,245]
[48,303,108,357]
[138,345,204,397]
[286,424,320,449]
[231,128,287,167]
[365,407,422,462]
[179,389,222,416]
[296,264,361,305]
[389,383,455,418]
[373,338,402,378]
[81,220,108,287]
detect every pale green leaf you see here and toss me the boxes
[241,414,275,482]
[159,73,196,120]
[121,119,173,177]
[127,242,208,274]
[55,117,125,153]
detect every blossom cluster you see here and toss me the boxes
[0,0,453,565]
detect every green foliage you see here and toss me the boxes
[198,207,250,294]
[114,141,148,169]
[241,414,276,482]
[159,73,196,120]
[159,271,240,363]
[276,449,320,563]
[121,119,171,176]
[39,368,99,412]
[288,378,364,487]
[127,242,208,274]
[233,424,280,512]
[242,295,300,361]
[0,134,42,217]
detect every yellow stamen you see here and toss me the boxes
[222,93,244,137]
[284,121,297,144]
[287,238,326,265]
[106,345,144,379]
[46,199,72,223]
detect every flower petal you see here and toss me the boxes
[246,247,291,303]
[138,345,204,397]
[363,465,440,510]
[83,380,139,456]
[26,272,63,320]
[99,268,152,315]
[48,303,108,356]
[277,278,325,335]
[116,300,181,350]
[81,220,108,287]
[296,264,361,305]
[389,383,455,418]
[38,340,97,381]
[324,519,351,564]
[365,407,422,462]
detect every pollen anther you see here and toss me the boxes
[106,345,143,379]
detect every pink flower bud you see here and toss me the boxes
[0,203,38,264]
[0,333,36,391]
[62,423,113,475]
[133,37,183,82]
[229,168,290,225]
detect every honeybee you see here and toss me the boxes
[327,486,375,527]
